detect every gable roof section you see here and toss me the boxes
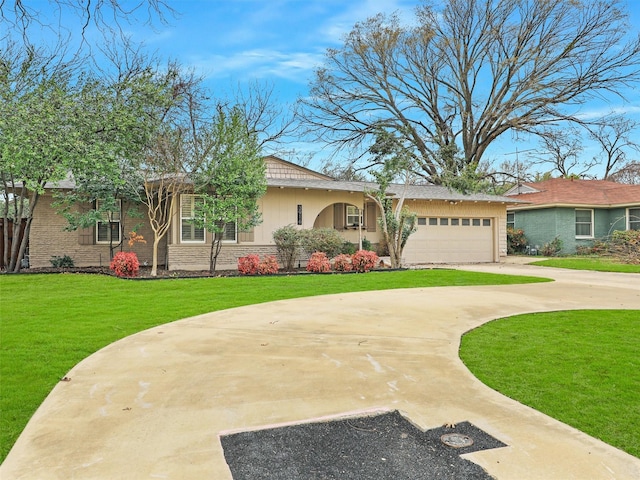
[506,178,640,209]
[264,155,333,181]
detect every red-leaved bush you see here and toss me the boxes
[306,251,330,273]
[110,252,140,277]
[351,250,379,273]
[332,253,353,272]
[258,255,279,274]
[238,254,260,275]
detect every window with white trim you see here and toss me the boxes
[181,195,205,243]
[629,208,640,231]
[575,209,593,238]
[217,220,237,242]
[506,212,515,229]
[96,199,121,244]
[346,205,361,227]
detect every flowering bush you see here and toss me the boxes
[110,252,140,277]
[258,255,279,274]
[306,251,331,273]
[332,253,353,272]
[351,250,379,273]
[238,254,261,275]
[506,227,527,254]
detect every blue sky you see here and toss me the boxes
[11,0,640,176]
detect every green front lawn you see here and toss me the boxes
[0,269,548,461]
[531,256,640,273]
[460,310,640,458]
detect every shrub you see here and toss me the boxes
[258,255,279,274]
[376,237,390,257]
[362,237,372,251]
[273,225,301,271]
[300,228,345,258]
[110,252,140,277]
[609,230,640,264]
[306,251,331,273]
[50,255,74,268]
[332,253,353,272]
[541,237,563,257]
[352,250,379,273]
[238,254,260,275]
[340,240,357,255]
[506,227,527,254]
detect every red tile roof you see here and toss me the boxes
[507,178,640,207]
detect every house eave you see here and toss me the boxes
[508,201,640,211]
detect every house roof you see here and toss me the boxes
[41,155,520,204]
[267,177,519,203]
[505,178,640,209]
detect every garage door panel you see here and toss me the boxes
[403,219,494,264]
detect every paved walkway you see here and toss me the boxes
[2,263,640,479]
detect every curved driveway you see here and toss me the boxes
[2,263,640,479]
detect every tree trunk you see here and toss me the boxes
[151,237,160,276]
[209,235,223,273]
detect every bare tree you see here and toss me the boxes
[530,127,592,178]
[608,161,640,184]
[1,1,175,44]
[298,0,640,184]
[586,114,639,180]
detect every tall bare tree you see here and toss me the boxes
[1,1,175,45]
[586,114,639,180]
[530,127,591,178]
[608,161,640,185]
[298,0,640,184]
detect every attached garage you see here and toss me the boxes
[403,216,496,264]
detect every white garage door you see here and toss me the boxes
[403,217,495,264]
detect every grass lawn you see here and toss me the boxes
[0,269,548,461]
[531,256,640,273]
[460,309,640,459]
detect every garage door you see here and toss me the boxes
[402,217,494,264]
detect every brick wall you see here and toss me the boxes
[29,193,165,268]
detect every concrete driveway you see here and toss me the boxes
[2,263,639,479]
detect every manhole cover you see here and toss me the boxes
[440,433,474,448]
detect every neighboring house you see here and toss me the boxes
[29,156,518,270]
[505,178,640,254]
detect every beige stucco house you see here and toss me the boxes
[28,156,514,271]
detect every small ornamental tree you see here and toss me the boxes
[306,251,331,273]
[110,251,140,277]
[352,250,379,273]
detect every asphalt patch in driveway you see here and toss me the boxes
[221,410,507,479]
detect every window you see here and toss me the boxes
[575,209,593,238]
[217,220,237,242]
[417,217,427,226]
[181,195,205,243]
[346,205,361,227]
[297,204,303,226]
[629,208,640,231]
[472,219,481,226]
[451,218,459,226]
[96,199,121,244]
[429,218,438,226]
[462,218,470,226]
[440,218,449,226]
[483,219,491,227]
[507,212,515,229]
